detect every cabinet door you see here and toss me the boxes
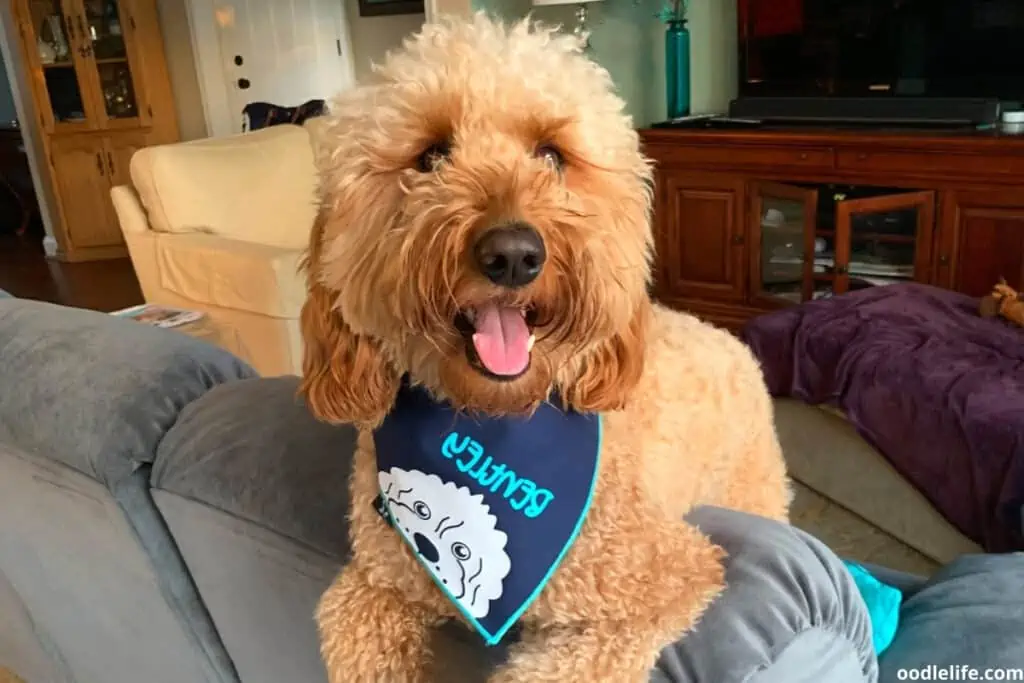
[72,0,150,129]
[831,191,935,296]
[12,0,99,132]
[749,182,818,308]
[104,130,148,188]
[49,135,122,249]
[655,171,746,303]
[936,191,1024,296]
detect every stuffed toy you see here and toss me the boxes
[979,279,1024,327]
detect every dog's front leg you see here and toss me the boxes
[316,563,436,683]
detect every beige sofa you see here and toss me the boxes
[776,398,983,575]
[111,122,326,376]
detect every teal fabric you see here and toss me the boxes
[843,560,902,655]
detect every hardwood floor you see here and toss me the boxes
[0,234,142,312]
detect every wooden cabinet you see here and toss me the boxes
[48,130,149,252]
[11,0,178,260]
[105,129,148,188]
[656,172,745,303]
[643,128,1024,330]
[936,192,1024,297]
[48,134,118,249]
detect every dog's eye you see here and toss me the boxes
[415,141,451,173]
[413,501,431,519]
[535,144,564,170]
[451,542,471,561]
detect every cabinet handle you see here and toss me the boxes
[62,14,75,42]
[732,234,745,246]
[939,254,949,266]
[857,153,869,161]
[96,152,105,176]
[835,265,849,275]
[797,152,809,161]
[106,152,114,176]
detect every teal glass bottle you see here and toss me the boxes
[665,20,691,120]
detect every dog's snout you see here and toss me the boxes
[473,223,546,289]
[412,532,440,563]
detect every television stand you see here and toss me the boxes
[640,125,1024,331]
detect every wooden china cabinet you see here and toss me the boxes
[641,127,1024,331]
[10,0,178,261]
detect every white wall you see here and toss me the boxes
[344,4,425,81]
[481,0,739,126]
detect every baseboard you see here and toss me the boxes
[41,236,59,258]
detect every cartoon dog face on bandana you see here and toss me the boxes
[379,468,512,618]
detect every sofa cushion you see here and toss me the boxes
[0,298,256,485]
[130,125,317,250]
[152,376,356,560]
[878,553,1024,681]
[155,232,306,318]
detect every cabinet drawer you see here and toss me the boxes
[837,149,1024,178]
[652,144,835,171]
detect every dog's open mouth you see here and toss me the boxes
[454,304,538,380]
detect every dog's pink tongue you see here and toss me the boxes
[471,304,530,376]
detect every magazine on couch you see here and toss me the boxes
[110,304,205,329]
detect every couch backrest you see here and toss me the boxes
[129,124,320,250]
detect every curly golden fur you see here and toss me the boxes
[300,13,790,682]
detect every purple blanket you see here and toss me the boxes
[741,284,1024,552]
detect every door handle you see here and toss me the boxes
[96,152,105,176]
[106,152,114,176]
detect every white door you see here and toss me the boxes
[187,0,356,138]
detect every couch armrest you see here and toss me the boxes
[155,232,307,319]
[111,184,149,235]
[0,298,256,485]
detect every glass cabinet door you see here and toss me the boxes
[831,191,935,296]
[78,0,146,125]
[19,0,92,129]
[750,182,819,307]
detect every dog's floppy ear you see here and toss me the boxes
[565,298,650,413]
[298,215,399,426]
[299,280,399,426]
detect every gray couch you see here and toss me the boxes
[1,297,1022,683]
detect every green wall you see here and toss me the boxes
[473,0,738,127]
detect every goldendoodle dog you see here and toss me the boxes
[299,12,790,683]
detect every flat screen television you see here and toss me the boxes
[732,0,1024,124]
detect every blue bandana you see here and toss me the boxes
[372,382,602,646]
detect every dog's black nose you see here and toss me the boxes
[412,532,439,563]
[474,223,546,288]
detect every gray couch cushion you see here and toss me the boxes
[152,376,356,560]
[0,298,256,486]
[879,553,1024,682]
